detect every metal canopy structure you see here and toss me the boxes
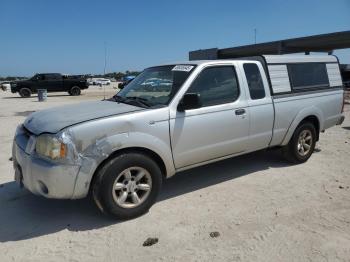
[341,64,350,88]
[189,31,350,60]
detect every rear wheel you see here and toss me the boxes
[69,86,81,96]
[19,88,31,98]
[283,122,317,163]
[92,152,162,219]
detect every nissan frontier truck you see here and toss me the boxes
[12,55,345,219]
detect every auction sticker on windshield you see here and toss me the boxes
[172,65,194,72]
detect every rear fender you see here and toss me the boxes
[281,106,323,146]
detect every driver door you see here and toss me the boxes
[44,74,63,91]
[170,65,250,169]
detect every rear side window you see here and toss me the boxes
[186,66,239,107]
[288,63,329,90]
[36,75,45,80]
[46,74,62,80]
[243,63,265,99]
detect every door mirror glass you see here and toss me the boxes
[178,93,202,111]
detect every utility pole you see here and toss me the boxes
[254,28,257,44]
[103,41,107,100]
[104,41,107,75]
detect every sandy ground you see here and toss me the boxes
[0,87,350,262]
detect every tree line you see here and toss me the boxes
[92,71,141,80]
[0,71,141,81]
[0,76,28,81]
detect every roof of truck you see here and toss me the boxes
[158,54,338,67]
[263,54,338,63]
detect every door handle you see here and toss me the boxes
[235,109,246,115]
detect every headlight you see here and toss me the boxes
[35,134,67,160]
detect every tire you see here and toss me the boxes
[92,152,163,220]
[283,121,317,164]
[69,86,81,96]
[19,88,32,98]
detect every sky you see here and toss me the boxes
[0,0,349,77]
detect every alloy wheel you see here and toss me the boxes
[297,130,313,156]
[112,167,152,209]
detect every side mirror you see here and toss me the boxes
[178,93,202,111]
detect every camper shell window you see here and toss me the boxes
[288,63,329,90]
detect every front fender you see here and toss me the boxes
[281,106,323,146]
[72,131,175,199]
[95,131,175,175]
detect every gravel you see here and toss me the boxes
[0,88,349,262]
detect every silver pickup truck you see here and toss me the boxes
[12,55,345,219]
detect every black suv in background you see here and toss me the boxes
[341,64,350,89]
[11,73,89,97]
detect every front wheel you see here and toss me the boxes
[283,122,317,163]
[92,152,163,219]
[69,86,81,96]
[19,88,32,98]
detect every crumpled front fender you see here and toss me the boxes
[71,131,175,199]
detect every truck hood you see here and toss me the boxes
[23,100,145,135]
[12,80,29,85]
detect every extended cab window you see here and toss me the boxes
[243,63,265,100]
[186,66,239,107]
[45,74,62,80]
[35,75,45,80]
[288,63,329,90]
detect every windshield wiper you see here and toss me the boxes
[109,95,151,108]
[112,94,126,102]
[125,96,152,108]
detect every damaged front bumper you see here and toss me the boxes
[11,125,96,199]
[13,142,81,199]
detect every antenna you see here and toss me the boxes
[103,41,107,100]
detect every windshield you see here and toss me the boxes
[116,65,196,107]
[30,74,38,80]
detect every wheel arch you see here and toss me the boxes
[301,115,320,141]
[88,146,168,194]
[19,86,33,92]
[281,107,323,146]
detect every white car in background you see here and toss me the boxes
[93,78,111,86]
[1,82,11,91]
